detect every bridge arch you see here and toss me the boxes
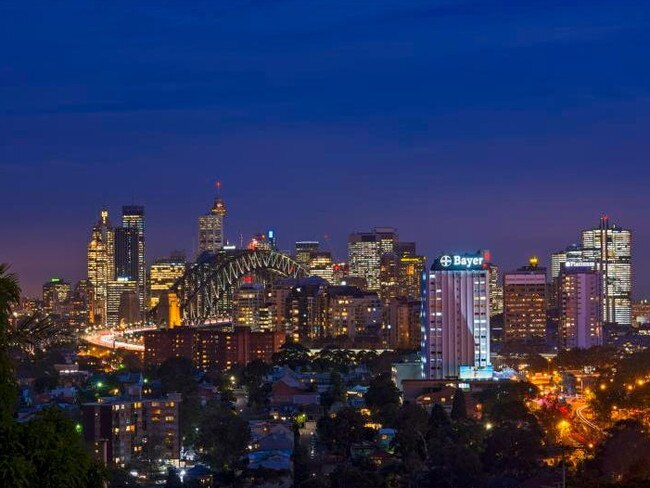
[165,249,306,325]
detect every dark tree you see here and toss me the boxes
[450,388,467,421]
[195,400,249,472]
[482,420,543,478]
[317,407,373,455]
[364,372,401,409]
[585,419,650,484]
[328,463,382,488]
[393,403,430,471]
[0,264,106,488]
[156,356,201,441]
[164,467,183,487]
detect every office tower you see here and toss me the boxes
[558,263,603,349]
[295,241,320,271]
[581,216,632,325]
[395,242,425,299]
[149,255,187,308]
[503,257,547,345]
[88,222,109,325]
[106,279,137,327]
[422,252,491,379]
[379,252,399,301]
[117,290,140,326]
[387,297,420,349]
[121,206,146,314]
[375,227,398,254]
[348,228,396,292]
[309,251,334,283]
[486,263,503,317]
[551,244,583,280]
[267,229,278,250]
[113,227,139,280]
[42,277,71,314]
[198,191,227,255]
[70,279,93,327]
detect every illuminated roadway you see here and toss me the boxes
[574,403,604,434]
[83,326,156,352]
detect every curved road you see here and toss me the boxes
[83,326,156,352]
[575,404,604,434]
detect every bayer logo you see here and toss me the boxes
[440,255,452,267]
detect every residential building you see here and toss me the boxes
[503,257,547,345]
[558,263,603,349]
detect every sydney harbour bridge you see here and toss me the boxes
[151,249,307,326]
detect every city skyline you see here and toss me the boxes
[5,192,644,299]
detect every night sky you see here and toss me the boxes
[2,1,650,297]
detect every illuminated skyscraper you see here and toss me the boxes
[42,277,71,314]
[486,263,503,317]
[558,263,603,349]
[114,227,138,281]
[198,187,226,256]
[106,278,137,327]
[87,216,110,325]
[551,244,583,280]
[394,242,425,299]
[422,252,491,379]
[348,228,397,292]
[309,251,334,283]
[121,206,146,315]
[581,216,631,325]
[295,241,320,272]
[149,255,187,308]
[503,257,547,345]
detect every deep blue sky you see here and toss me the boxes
[1,1,650,297]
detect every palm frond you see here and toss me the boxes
[6,313,74,354]
[0,263,22,327]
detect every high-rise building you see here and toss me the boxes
[558,263,603,349]
[149,255,187,308]
[198,190,227,256]
[286,277,329,341]
[113,227,139,281]
[295,241,320,272]
[121,206,146,315]
[42,277,71,314]
[551,244,583,280]
[88,217,109,325]
[581,216,631,325]
[503,257,547,345]
[487,263,503,317]
[348,228,397,292]
[422,252,491,379]
[106,278,137,327]
[309,251,334,283]
[395,242,425,299]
